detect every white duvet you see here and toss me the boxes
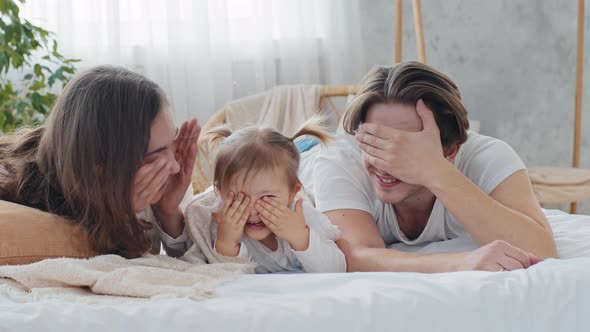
[1,209,589,332]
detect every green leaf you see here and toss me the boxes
[0,111,5,131]
[4,81,13,94]
[62,66,74,74]
[47,67,63,87]
[40,93,54,105]
[0,1,9,14]
[23,73,31,79]
[0,53,6,72]
[39,104,48,115]
[13,24,22,44]
[15,100,26,113]
[12,1,19,16]
[47,74,55,87]
[4,25,13,42]
[36,27,49,37]
[12,55,23,67]
[30,80,44,91]
[31,91,41,109]
[33,63,42,76]
[22,24,33,39]
[4,110,14,125]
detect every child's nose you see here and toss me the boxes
[247,211,260,222]
[247,200,260,222]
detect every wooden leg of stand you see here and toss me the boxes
[570,202,577,214]
[412,0,426,63]
[395,0,403,63]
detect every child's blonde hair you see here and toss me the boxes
[202,117,331,194]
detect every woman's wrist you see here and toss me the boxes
[152,206,185,238]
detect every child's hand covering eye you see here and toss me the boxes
[212,192,250,256]
[255,197,310,251]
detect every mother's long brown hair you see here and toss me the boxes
[0,65,165,258]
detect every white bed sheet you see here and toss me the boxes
[1,209,589,332]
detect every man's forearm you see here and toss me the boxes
[428,164,557,258]
[345,246,462,273]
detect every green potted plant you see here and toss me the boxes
[0,0,79,133]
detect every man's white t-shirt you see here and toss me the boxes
[300,132,526,246]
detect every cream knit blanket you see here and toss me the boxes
[0,253,251,303]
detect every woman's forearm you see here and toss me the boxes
[428,162,557,258]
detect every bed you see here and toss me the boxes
[1,208,589,332]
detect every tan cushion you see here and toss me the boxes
[528,167,590,204]
[0,200,96,265]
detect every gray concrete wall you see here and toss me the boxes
[359,0,590,213]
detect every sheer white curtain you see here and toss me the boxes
[22,0,366,123]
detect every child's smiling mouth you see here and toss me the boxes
[245,221,265,230]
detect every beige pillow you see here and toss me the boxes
[0,200,96,265]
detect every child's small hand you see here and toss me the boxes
[212,192,250,257]
[255,197,310,251]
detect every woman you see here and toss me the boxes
[304,61,558,272]
[0,65,199,258]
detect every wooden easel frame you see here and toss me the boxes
[395,0,426,63]
[571,0,585,213]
